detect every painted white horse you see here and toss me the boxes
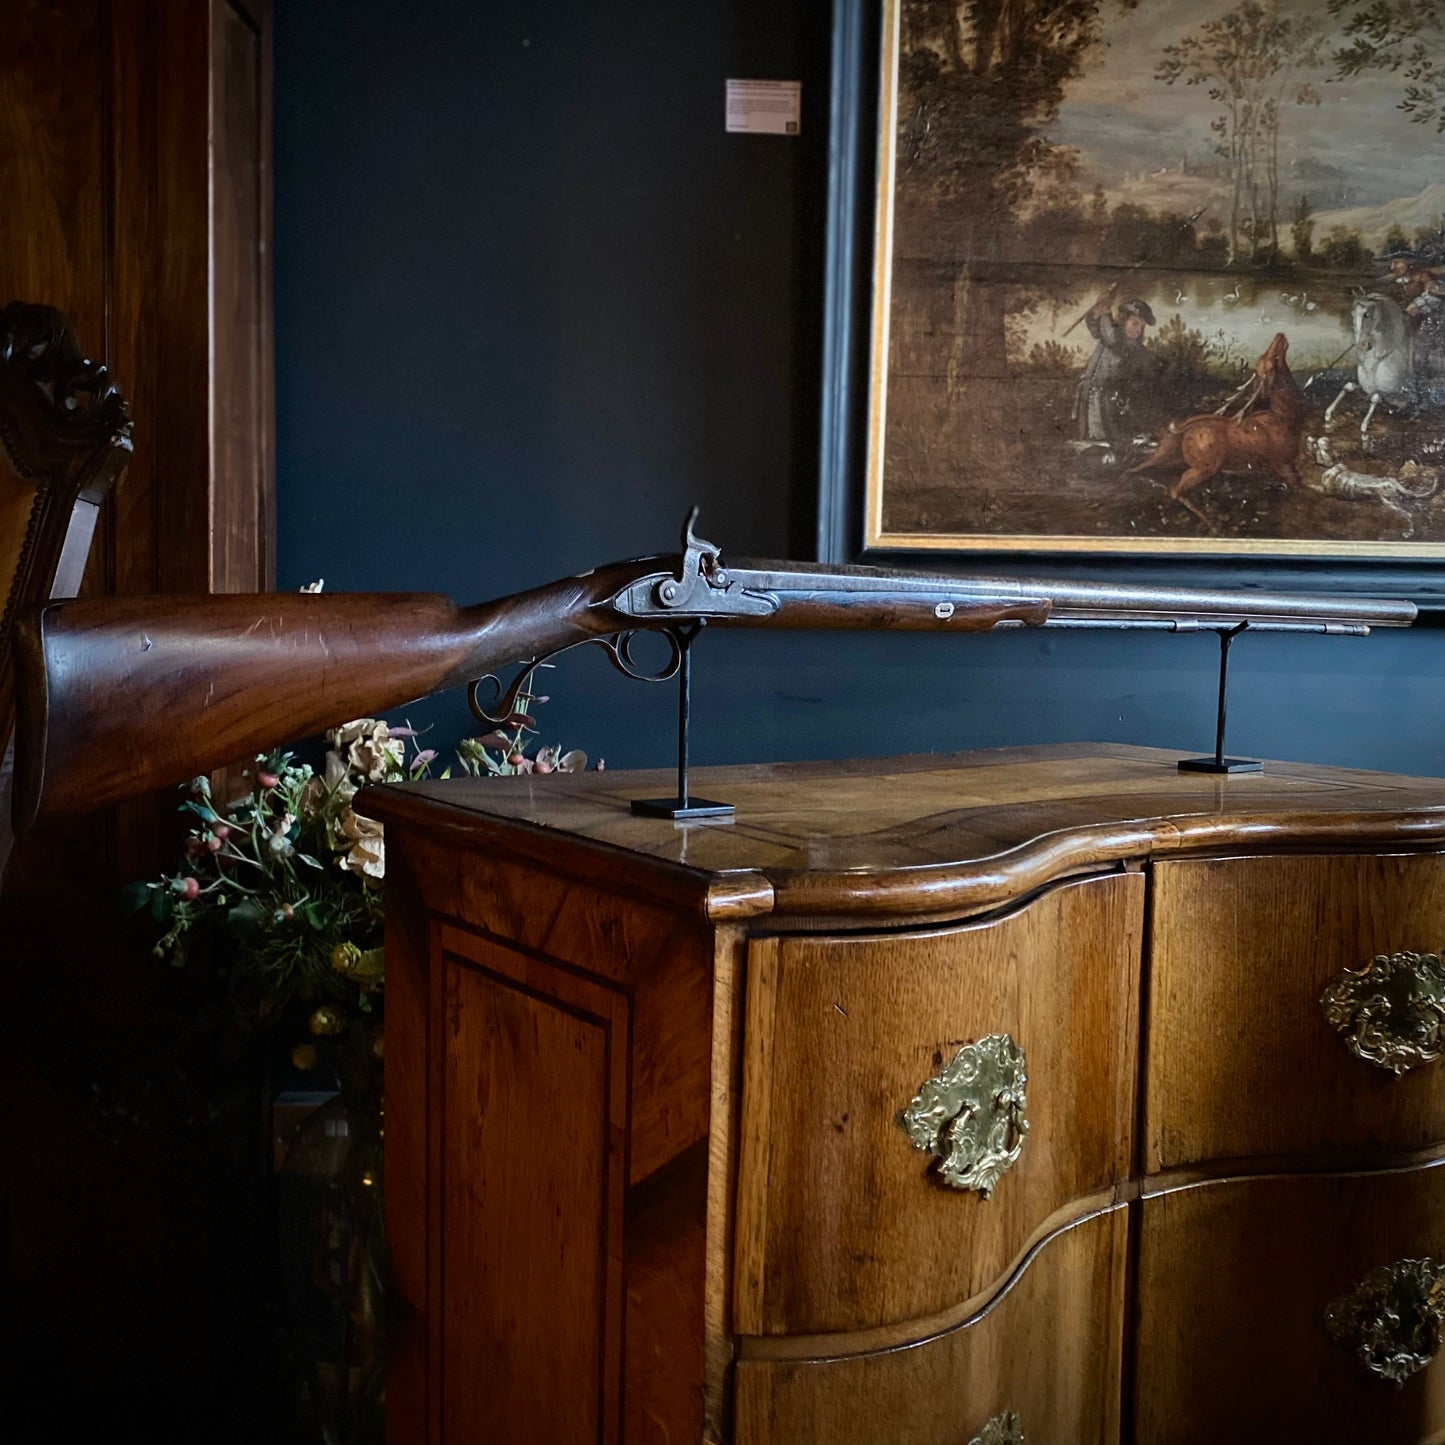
[1324,292,1414,437]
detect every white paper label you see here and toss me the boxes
[725,79,801,136]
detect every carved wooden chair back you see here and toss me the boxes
[0,302,132,877]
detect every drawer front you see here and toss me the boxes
[734,871,1142,1336]
[1135,1162,1445,1444]
[734,1206,1128,1445]
[1146,853,1445,1171]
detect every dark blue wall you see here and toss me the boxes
[273,1,1444,780]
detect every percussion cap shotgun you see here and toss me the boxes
[11,510,1416,830]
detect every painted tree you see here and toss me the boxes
[896,0,1138,382]
[1157,2,1324,264]
[1291,192,1315,260]
[1331,0,1445,131]
[899,0,1134,217]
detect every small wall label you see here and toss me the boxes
[725,80,801,135]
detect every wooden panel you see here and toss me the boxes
[0,2,107,331]
[385,833,723,1445]
[397,830,716,1184]
[705,926,750,1444]
[210,0,272,592]
[734,1206,1128,1445]
[734,871,1143,1335]
[109,0,159,601]
[151,0,211,596]
[1147,853,1445,1170]
[437,929,628,1445]
[1135,1162,1445,1444]
[622,1141,707,1445]
[0,1,273,1431]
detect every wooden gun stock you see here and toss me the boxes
[12,560,662,830]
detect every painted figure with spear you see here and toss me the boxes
[1067,207,1208,462]
[1072,293,1159,457]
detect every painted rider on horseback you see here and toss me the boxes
[1381,255,1445,329]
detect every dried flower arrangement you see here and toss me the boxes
[133,666,590,1105]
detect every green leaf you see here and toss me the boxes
[226,900,265,929]
[120,882,152,915]
[149,890,175,924]
[296,853,324,870]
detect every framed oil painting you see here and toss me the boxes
[821,0,1445,597]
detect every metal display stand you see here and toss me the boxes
[630,622,734,820]
[1178,623,1262,775]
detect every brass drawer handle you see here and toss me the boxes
[899,1033,1027,1198]
[1325,1257,1445,1384]
[1320,951,1445,1075]
[969,1413,1024,1445]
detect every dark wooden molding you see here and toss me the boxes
[0,302,131,873]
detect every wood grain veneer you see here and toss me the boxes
[362,744,1445,925]
[438,931,628,1445]
[1135,1160,1445,1444]
[376,746,1445,1444]
[733,873,1142,1336]
[1147,853,1445,1169]
[733,1207,1129,1445]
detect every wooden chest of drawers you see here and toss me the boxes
[363,744,1445,1444]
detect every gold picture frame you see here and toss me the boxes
[844,0,1445,574]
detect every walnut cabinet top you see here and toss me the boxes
[361,742,1445,925]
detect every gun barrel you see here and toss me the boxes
[725,562,1416,631]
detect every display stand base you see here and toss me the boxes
[1178,756,1263,775]
[630,796,735,820]
[1177,622,1264,778]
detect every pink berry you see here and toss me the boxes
[179,877,200,902]
[257,771,280,790]
[212,823,230,841]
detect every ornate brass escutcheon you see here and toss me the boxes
[1320,950,1445,1075]
[968,1413,1024,1445]
[899,1033,1027,1198]
[1324,1257,1445,1385]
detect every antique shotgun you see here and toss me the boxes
[10,512,1416,829]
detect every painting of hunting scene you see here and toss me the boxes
[872,0,1445,554]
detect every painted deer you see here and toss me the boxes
[1125,332,1304,508]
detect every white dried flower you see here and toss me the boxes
[337,807,385,881]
